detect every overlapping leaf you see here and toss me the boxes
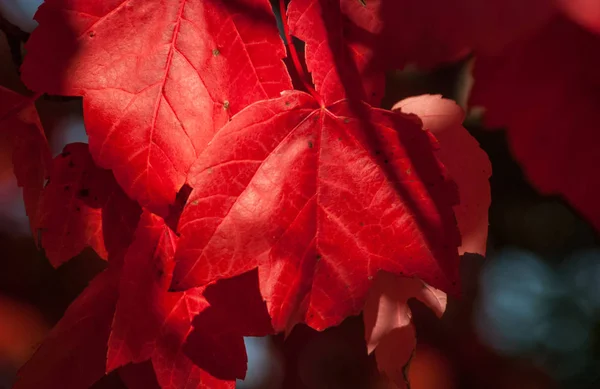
[109,211,273,387]
[174,91,461,332]
[393,95,491,256]
[0,86,51,240]
[108,211,234,388]
[183,269,274,380]
[287,0,556,106]
[38,143,141,266]
[340,0,555,63]
[287,0,384,105]
[471,16,600,232]
[21,0,293,215]
[363,272,447,388]
[12,268,120,389]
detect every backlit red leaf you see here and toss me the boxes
[174,91,460,331]
[183,270,273,380]
[22,0,293,215]
[107,211,180,370]
[363,272,446,388]
[288,0,555,96]
[38,143,141,266]
[0,87,51,240]
[471,16,600,232]
[393,95,491,256]
[39,143,108,265]
[108,211,235,388]
[13,268,119,389]
[287,0,384,104]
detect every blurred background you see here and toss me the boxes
[1,1,599,388]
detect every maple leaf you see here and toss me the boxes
[174,91,460,332]
[0,86,51,241]
[393,95,491,256]
[183,269,274,380]
[470,16,600,233]
[287,0,384,105]
[337,0,468,69]
[38,143,141,266]
[289,0,557,99]
[108,210,245,388]
[363,272,446,389]
[21,0,293,215]
[12,268,120,389]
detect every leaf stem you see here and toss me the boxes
[279,0,324,106]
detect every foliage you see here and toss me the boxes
[1,0,599,388]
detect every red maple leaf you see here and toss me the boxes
[183,269,274,380]
[289,0,556,95]
[393,95,491,256]
[15,209,267,388]
[173,91,461,332]
[12,268,120,389]
[287,0,384,105]
[108,211,235,388]
[37,143,141,266]
[363,272,447,389]
[0,87,51,241]
[470,16,600,232]
[21,0,293,215]
[109,211,272,387]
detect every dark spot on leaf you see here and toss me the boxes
[384,159,389,164]
[89,31,95,37]
[76,206,81,212]
[212,48,220,56]
[223,100,230,110]
[68,161,75,168]
[64,185,70,191]
[78,188,89,198]
[359,222,364,226]
[343,118,350,124]
[316,254,322,260]
[192,200,199,206]
[375,150,381,155]
[308,140,313,149]
[285,101,291,106]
